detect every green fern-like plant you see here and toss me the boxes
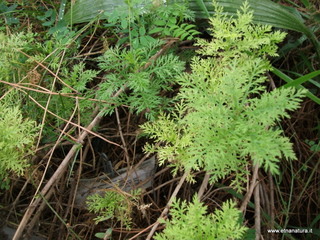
[148,2,199,41]
[141,1,304,189]
[86,189,140,229]
[102,0,199,48]
[0,100,38,189]
[154,195,248,240]
[97,41,185,119]
[0,31,36,85]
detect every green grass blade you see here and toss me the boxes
[194,0,210,18]
[299,0,311,8]
[63,0,156,25]
[272,68,320,105]
[309,79,320,89]
[283,70,320,88]
[64,0,320,58]
[58,0,67,21]
[64,0,127,24]
[63,0,319,51]
[310,214,320,228]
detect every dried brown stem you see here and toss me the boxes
[0,80,111,103]
[254,179,261,240]
[240,164,260,213]
[268,171,275,240]
[145,171,188,240]
[27,93,120,147]
[198,172,210,200]
[17,50,78,92]
[25,187,55,239]
[115,107,130,166]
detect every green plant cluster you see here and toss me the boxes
[0,0,199,139]
[103,0,199,48]
[0,0,194,195]
[94,0,200,119]
[147,1,199,40]
[0,99,38,189]
[97,41,185,119]
[86,190,140,228]
[0,2,19,28]
[142,2,305,190]
[0,31,35,84]
[155,195,248,240]
[0,20,97,140]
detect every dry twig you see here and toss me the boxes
[145,171,188,240]
[254,178,261,240]
[240,164,260,213]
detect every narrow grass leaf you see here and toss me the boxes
[283,70,320,88]
[272,68,320,104]
[58,0,67,21]
[64,0,127,24]
[310,214,320,228]
[194,0,210,18]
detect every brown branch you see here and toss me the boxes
[198,172,210,200]
[17,50,78,92]
[254,178,261,240]
[240,164,260,213]
[0,80,112,104]
[142,38,178,71]
[145,171,188,240]
[26,93,120,147]
[115,107,130,166]
[268,171,275,240]
[24,187,55,239]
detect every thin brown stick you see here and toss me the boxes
[34,83,78,208]
[254,178,261,240]
[115,107,130,166]
[7,171,33,221]
[128,222,157,240]
[0,48,60,102]
[17,50,78,92]
[0,80,111,103]
[26,94,120,147]
[142,38,178,70]
[268,171,275,240]
[145,171,188,240]
[24,187,55,239]
[240,164,259,213]
[198,172,210,200]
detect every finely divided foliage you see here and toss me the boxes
[87,190,140,228]
[0,101,38,189]
[154,196,247,240]
[142,2,304,190]
[97,41,185,119]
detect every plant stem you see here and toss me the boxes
[240,164,259,213]
[254,178,261,240]
[145,171,188,240]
